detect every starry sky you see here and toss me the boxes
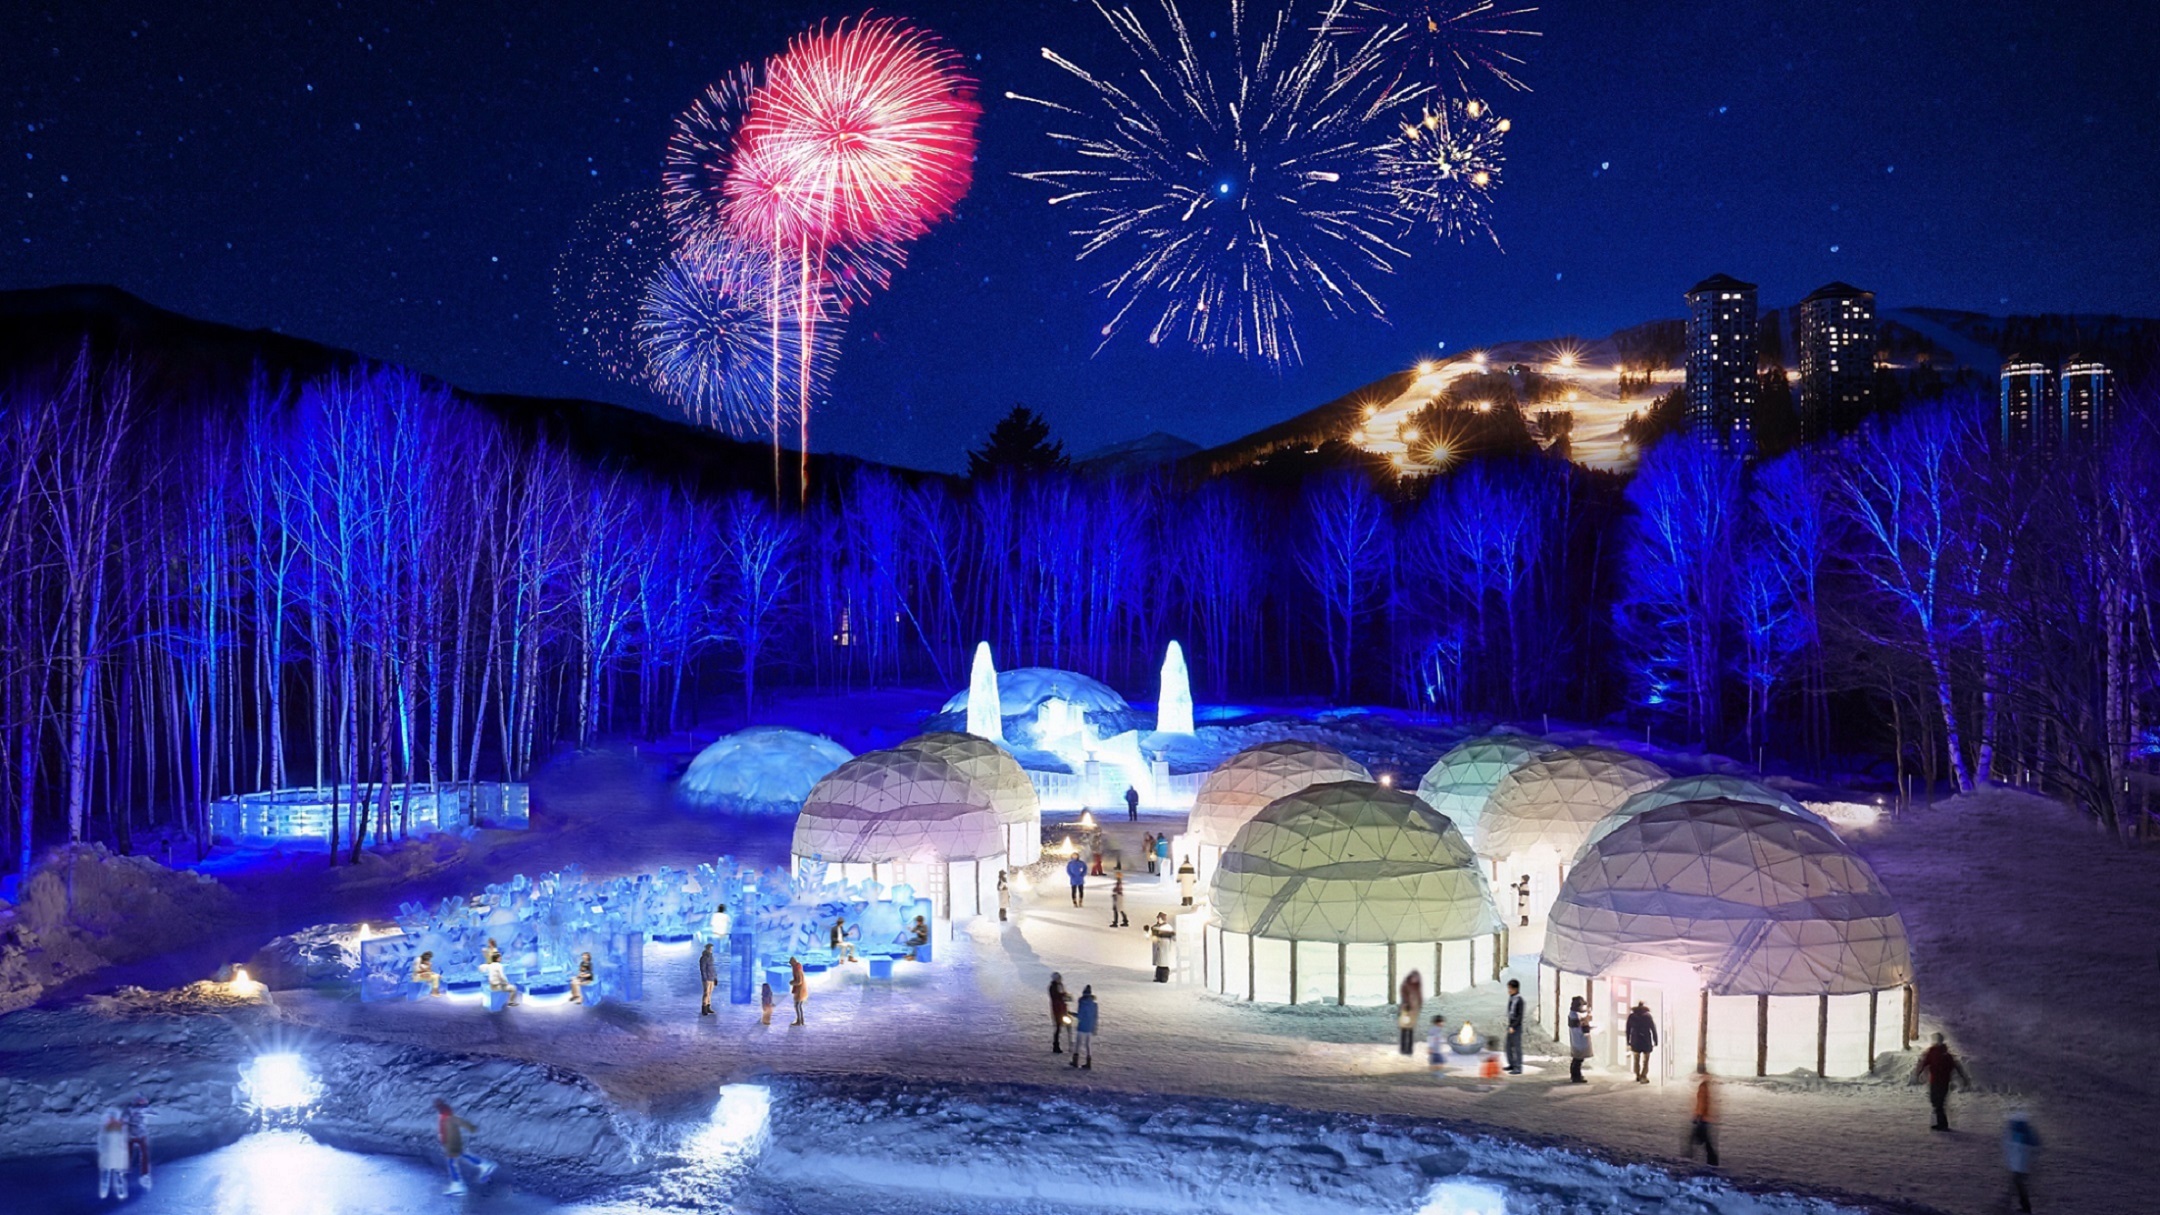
[4,1,2157,471]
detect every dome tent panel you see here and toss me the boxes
[1414,732,1549,842]
[1181,741,1371,885]
[677,726,853,810]
[1576,773,1831,861]
[794,749,1007,919]
[898,730,1042,866]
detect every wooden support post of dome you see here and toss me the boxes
[1756,994,1770,1077]
[1817,994,1830,1078]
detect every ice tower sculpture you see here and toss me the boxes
[1157,641,1194,735]
[966,641,1004,743]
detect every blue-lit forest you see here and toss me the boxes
[1,350,2151,877]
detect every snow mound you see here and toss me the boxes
[247,923,366,989]
[678,726,854,811]
[1,845,237,1015]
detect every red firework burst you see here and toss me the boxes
[726,13,980,251]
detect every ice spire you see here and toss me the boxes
[966,641,1004,743]
[1157,640,1194,735]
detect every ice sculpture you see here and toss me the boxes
[1157,641,1194,735]
[966,641,1004,742]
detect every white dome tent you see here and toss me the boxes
[1539,798,1916,1081]
[792,749,1007,919]
[1414,732,1549,842]
[677,727,853,810]
[1178,741,1372,885]
[899,730,1042,866]
[1576,773,1833,861]
[1475,746,1667,935]
[1204,781,1503,1005]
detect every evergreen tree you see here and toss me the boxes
[967,405,1068,479]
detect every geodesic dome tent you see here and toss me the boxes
[1575,773,1831,861]
[937,667,1141,750]
[793,749,1007,918]
[1414,732,1549,842]
[899,730,1042,866]
[1539,798,1915,1080]
[1204,781,1502,1005]
[1475,746,1668,928]
[1178,741,1372,885]
[677,727,853,811]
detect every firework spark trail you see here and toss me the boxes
[552,191,672,385]
[1335,0,1541,95]
[1012,0,1415,368]
[1379,96,1508,243]
[635,243,837,438]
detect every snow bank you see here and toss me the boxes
[0,845,237,1014]
[677,726,853,811]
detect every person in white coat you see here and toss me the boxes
[996,871,1010,922]
[1148,913,1177,982]
[1175,858,1197,907]
[1566,996,1592,1083]
[96,1108,129,1200]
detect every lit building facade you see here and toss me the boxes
[1998,359,2053,448]
[2058,357,2115,445]
[1684,274,1759,457]
[1793,282,1876,441]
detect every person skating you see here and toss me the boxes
[1142,832,1158,875]
[788,956,809,1025]
[997,870,1010,922]
[1566,996,1592,1083]
[1109,872,1129,927]
[1124,786,1140,822]
[1175,857,1196,907]
[434,1099,498,1195]
[1066,854,1088,906]
[698,942,719,1016]
[1504,979,1525,1074]
[1685,1071,1720,1166]
[96,1107,129,1200]
[1148,913,1177,982]
[569,952,596,1005]
[125,1095,152,1191]
[1071,985,1099,1069]
[1397,970,1424,1056]
[1625,1001,1658,1083]
[1912,1032,1972,1131]
[1049,973,1071,1054]
[2004,1108,2040,1212]
[411,950,444,996]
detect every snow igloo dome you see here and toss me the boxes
[1539,798,1915,1078]
[1203,781,1502,1004]
[898,730,1041,866]
[938,667,1136,750]
[1183,741,1371,879]
[1576,773,1831,862]
[1414,732,1549,841]
[678,726,853,810]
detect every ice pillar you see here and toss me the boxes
[966,641,1004,743]
[1158,640,1194,735]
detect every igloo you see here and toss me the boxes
[1539,798,1915,1081]
[1475,745,1667,931]
[792,749,1007,919]
[938,667,1138,754]
[898,730,1042,866]
[678,727,853,810]
[1414,732,1549,842]
[1576,773,1832,861]
[1178,740,1371,885]
[1203,781,1502,1005]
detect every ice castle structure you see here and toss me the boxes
[966,641,1004,743]
[1157,641,1194,735]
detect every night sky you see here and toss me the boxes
[5,1,2156,471]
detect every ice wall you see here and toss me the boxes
[1157,641,1194,735]
[966,642,1004,743]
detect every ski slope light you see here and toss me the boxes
[241,1053,321,1113]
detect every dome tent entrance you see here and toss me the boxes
[898,730,1042,866]
[792,749,1007,920]
[1177,740,1371,887]
[1474,745,1667,936]
[1203,780,1502,1006]
[1539,798,1916,1081]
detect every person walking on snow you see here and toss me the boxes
[1124,786,1140,822]
[1626,1001,1659,1083]
[1071,985,1099,1069]
[788,956,808,1026]
[96,1107,129,1200]
[1176,857,1197,906]
[1427,1015,1448,1068]
[1912,1032,1971,1131]
[1109,872,1129,927]
[2003,1108,2040,1213]
[1566,996,1592,1083]
[1154,833,1170,877]
[434,1100,497,1195]
[997,870,1010,922]
[1686,1072,1720,1166]
[125,1095,153,1191]
[1066,854,1088,906]
[1148,914,1177,982]
[1397,970,1425,1055]
[1142,832,1158,875]
[1049,973,1071,1054]
[698,942,719,1016]
[1504,979,1525,1074]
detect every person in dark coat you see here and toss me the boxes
[1912,1033,1972,1130]
[1048,973,1071,1053]
[1124,786,1140,821]
[1065,855,1088,906]
[1625,1001,1658,1083]
[1142,832,1158,875]
[1397,970,1424,1055]
[1504,979,1525,1074]
[698,943,718,1016]
[1109,872,1130,927]
[2003,1108,2040,1213]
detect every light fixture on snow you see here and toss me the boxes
[692,1083,771,1159]
[240,1053,320,1114]
[1078,811,1097,830]
[1416,1178,1509,1215]
[227,966,264,998]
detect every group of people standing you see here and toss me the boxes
[1046,973,1101,1068]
